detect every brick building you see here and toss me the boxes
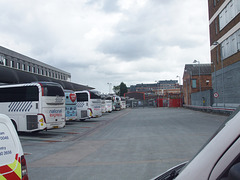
[129,80,181,98]
[208,0,240,107]
[128,80,182,107]
[183,64,212,105]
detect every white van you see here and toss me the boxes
[151,107,240,180]
[0,114,28,180]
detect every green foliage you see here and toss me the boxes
[113,82,128,96]
[113,85,120,95]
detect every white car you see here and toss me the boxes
[152,107,240,180]
[0,114,28,180]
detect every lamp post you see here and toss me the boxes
[211,61,218,107]
[176,75,181,85]
[176,75,181,107]
[193,60,201,92]
[155,80,159,107]
[193,60,202,105]
[107,82,112,94]
[184,79,188,105]
[212,41,224,107]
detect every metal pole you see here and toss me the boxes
[193,60,201,106]
[186,80,188,105]
[214,63,218,107]
[107,83,112,94]
[221,59,225,107]
[198,64,201,93]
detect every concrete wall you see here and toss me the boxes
[212,61,240,108]
[191,89,213,106]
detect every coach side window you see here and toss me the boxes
[76,93,88,102]
[0,86,39,102]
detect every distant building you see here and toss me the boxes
[128,80,181,101]
[183,64,212,105]
[127,80,182,107]
[208,0,240,108]
[124,92,145,101]
[129,80,180,95]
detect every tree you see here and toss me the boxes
[113,82,128,96]
[113,85,120,96]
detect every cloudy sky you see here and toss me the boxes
[0,0,210,93]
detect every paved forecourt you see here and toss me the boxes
[21,107,227,180]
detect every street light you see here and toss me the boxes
[212,41,225,107]
[211,61,218,107]
[193,60,201,93]
[107,82,112,94]
[184,79,188,105]
[176,75,182,106]
[176,75,181,85]
[193,60,202,106]
[155,80,160,107]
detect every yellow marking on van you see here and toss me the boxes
[8,156,21,179]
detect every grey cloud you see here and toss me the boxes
[0,5,56,56]
[102,0,119,13]
[150,0,177,5]
[86,0,119,13]
[0,0,209,92]
[98,34,158,61]
[97,2,162,60]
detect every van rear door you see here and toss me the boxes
[0,114,28,180]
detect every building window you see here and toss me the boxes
[0,55,5,65]
[237,30,240,51]
[17,62,21,69]
[32,67,36,73]
[219,0,240,31]
[28,65,31,72]
[192,79,197,88]
[5,59,8,66]
[22,64,26,71]
[206,80,210,86]
[11,60,14,68]
[221,29,240,60]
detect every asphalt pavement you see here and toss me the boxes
[20,107,227,180]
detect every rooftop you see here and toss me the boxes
[184,64,212,76]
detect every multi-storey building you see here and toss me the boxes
[208,0,240,108]
[127,80,182,107]
[129,80,181,101]
[129,80,180,95]
[0,46,71,81]
[0,46,92,91]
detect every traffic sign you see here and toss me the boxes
[214,92,219,98]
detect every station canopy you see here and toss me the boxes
[0,65,93,91]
